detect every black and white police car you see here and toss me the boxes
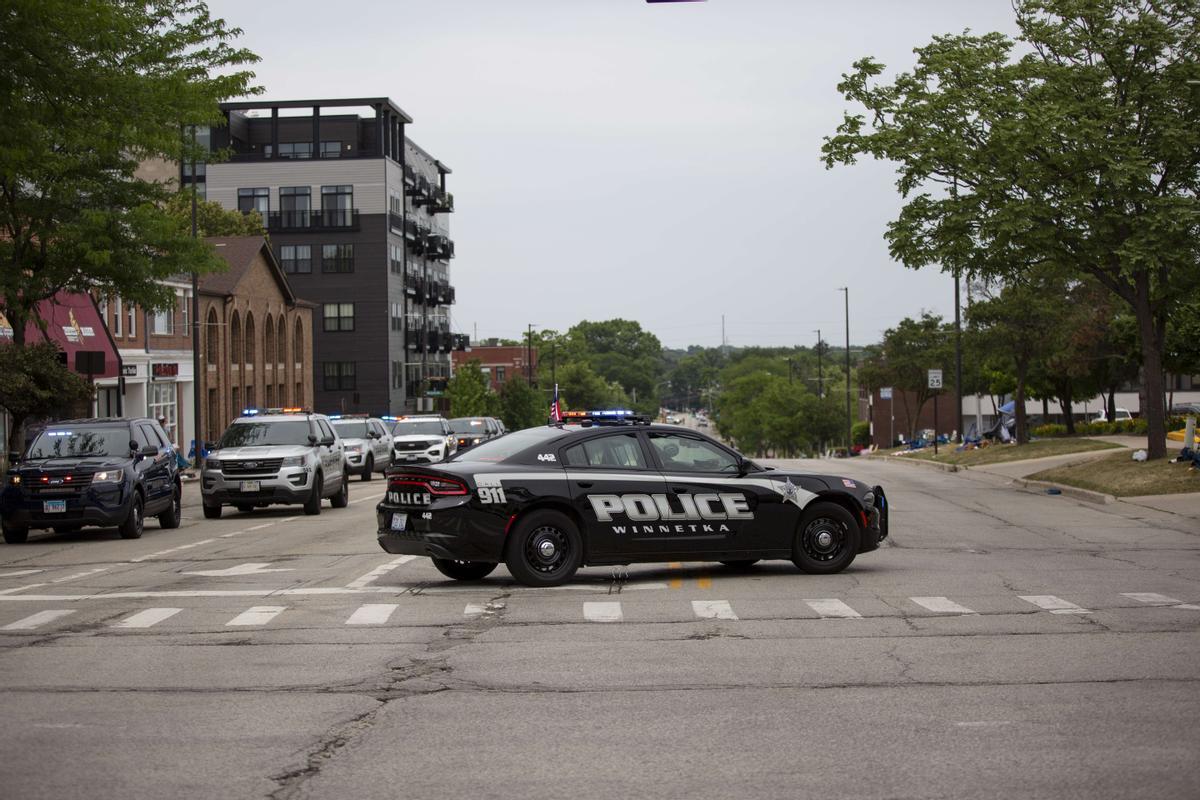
[377,410,888,586]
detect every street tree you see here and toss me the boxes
[823,0,1200,459]
[447,361,493,417]
[556,361,615,411]
[857,314,953,440]
[163,191,265,237]
[499,376,545,431]
[0,343,95,458]
[561,319,663,414]
[0,0,259,344]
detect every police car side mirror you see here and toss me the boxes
[307,434,318,446]
[129,440,140,454]
[321,436,336,447]
[736,456,750,476]
[7,451,20,464]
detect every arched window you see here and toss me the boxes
[294,317,304,364]
[276,314,286,367]
[205,308,219,365]
[244,312,255,365]
[264,316,275,365]
[229,312,242,365]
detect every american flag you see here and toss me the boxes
[550,383,562,423]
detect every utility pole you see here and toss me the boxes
[814,329,823,399]
[955,269,963,442]
[526,323,533,384]
[189,125,202,463]
[721,314,726,357]
[839,288,851,454]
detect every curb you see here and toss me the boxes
[868,455,960,473]
[1009,477,1115,504]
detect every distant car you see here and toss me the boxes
[1,417,182,544]
[449,416,502,452]
[487,417,507,437]
[1170,403,1200,416]
[330,415,394,481]
[390,416,456,464]
[1091,408,1133,423]
[697,418,709,428]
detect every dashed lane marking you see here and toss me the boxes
[805,599,862,619]
[346,556,417,589]
[128,539,217,563]
[0,583,48,596]
[583,601,623,623]
[668,562,683,590]
[112,607,183,629]
[3,609,75,630]
[692,600,737,620]
[911,596,977,615]
[345,603,399,625]
[349,492,386,506]
[245,523,274,531]
[696,575,712,590]
[1019,595,1091,615]
[225,606,286,626]
[0,569,44,579]
[1122,592,1200,610]
[51,567,111,583]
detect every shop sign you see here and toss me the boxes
[121,364,138,377]
[152,362,179,380]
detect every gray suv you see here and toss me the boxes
[330,415,393,481]
[201,411,348,518]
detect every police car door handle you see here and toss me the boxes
[576,481,594,489]
[671,486,688,493]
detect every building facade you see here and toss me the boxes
[451,345,538,393]
[194,98,456,416]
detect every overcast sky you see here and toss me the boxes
[205,0,1021,349]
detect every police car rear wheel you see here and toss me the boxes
[119,494,144,540]
[361,455,373,481]
[432,558,497,581]
[331,474,350,509]
[3,525,29,544]
[505,510,582,587]
[792,502,859,574]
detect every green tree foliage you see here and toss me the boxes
[163,191,265,237]
[856,314,953,440]
[0,0,259,343]
[557,361,615,411]
[447,361,494,417]
[0,343,95,458]
[561,320,663,414]
[499,377,545,432]
[823,0,1200,459]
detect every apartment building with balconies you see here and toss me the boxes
[193,98,456,415]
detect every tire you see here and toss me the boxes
[432,558,498,581]
[361,455,374,482]
[719,559,760,569]
[2,525,29,544]
[202,501,222,520]
[119,493,145,540]
[158,484,182,529]
[792,502,859,575]
[504,510,583,587]
[330,473,349,509]
[303,473,323,516]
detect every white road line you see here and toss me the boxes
[51,567,110,583]
[0,586,412,601]
[1019,595,1091,614]
[583,601,623,622]
[245,523,274,531]
[0,583,48,596]
[280,517,299,522]
[112,607,182,629]
[3,609,75,630]
[349,493,386,506]
[1122,592,1200,610]
[346,556,417,589]
[128,539,217,563]
[911,596,977,615]
[0,569,44,579]
[805,599,862,619]
[345,603,399,625]
[464,603,487,616]
[692,600,738,620]
[225,606,286,626]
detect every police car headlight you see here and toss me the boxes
[281,456,305,467]
[346,444,363,453]
[862,491,875,506]
[93,469,124,484]
[204,459,221,471]
[471,437,482,445]
[8,474,21,486]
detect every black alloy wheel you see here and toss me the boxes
[432,558,498,581]
[505,510,583,587]
[119,493,145,540]
[330,473,350,509]
[202,501,222,520]
[303,473,323,516]
[791,502,859,574]
[159,485,182,529]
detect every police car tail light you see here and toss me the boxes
[388,475,468,496]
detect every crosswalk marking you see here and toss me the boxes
[1122,592,1200,610]
[3,609,75,630]
[112,608,182,629]
[464,603,486,616]
[1019,595,1090,614]
[345,604,399,625]
[225,606,286,626]
[583,601,623,623]
[0,569,44,579]
[346,556,417,590]
[911,596,977,615]
[805,598,862,619]
[692,600,737,620]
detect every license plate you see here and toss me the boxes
[391,513,407,532]
[239,480,261,492]
[43,500,66,514]
[404,454,418,461]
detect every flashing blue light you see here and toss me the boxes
[47,431,71,437]
[589,409,633,417]
[241,408,259,416]
[381,415,398,421]
[328,414,343,420]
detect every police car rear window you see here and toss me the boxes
[564,434,647,469]
[452,428,561,463]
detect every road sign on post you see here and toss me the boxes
[927,370,943,389]
[928,370,943,455]
[880,388,893,448]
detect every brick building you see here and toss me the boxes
[451,345,537,392]
[197,236,314,443]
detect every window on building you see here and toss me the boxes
[321,244,354,273]
[151,306,173,335]
[390,302,403,332]
[294,318,304,363]
[320,141,342,158]
[276,314,286,366]
[244,313,255,364]
[231,386,240,416]
[180,290,189,330]
[280,245,312,274]
[389,243,403,274]
[264,317,275,364]
[323,303,355,332]
[245,385,255,409]
[266,384,274,408]
[279,186,311,227]
[278,142,312,159]
[295,381,302,407]
[323,362,356,391]
[229,312,241,366]
[111,298,122,337]
[206,308,219,364]
[149,383,177,444]
[495,366,506,384]
[127,300,136,337]
[237,187,269,215]
[320,185,353,227]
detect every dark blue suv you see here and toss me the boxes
[1,417,182,544]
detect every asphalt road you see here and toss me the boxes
[1,459,1198,800]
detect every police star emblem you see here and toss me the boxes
[777,477,803,508]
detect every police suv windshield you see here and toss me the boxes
[452,428,561,463]
[26,428,130,459]
[331,421,370,438]
[392,420,444,436]
[218,420,312,448]
[449,418,486,434]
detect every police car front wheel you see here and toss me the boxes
[505,510,583,587]
[432,558,497,581]
[792,502,859,574]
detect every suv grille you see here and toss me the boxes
[395,440,438,452]
[222,459,283,476]
[26,473,95,497]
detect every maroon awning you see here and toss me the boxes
[0,292,120,380]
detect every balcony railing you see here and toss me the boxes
[267,209,360,232]
[405,275,424,296]
[430,190,454,213]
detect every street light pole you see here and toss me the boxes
[526,323,534,385]
[813,328,823,398]
[839,288,851,454]
[189,126,202,464]
[954,269,963,442]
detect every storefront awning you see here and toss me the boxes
[0,292,120,380]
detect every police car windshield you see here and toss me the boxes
[27,428,129,459]
[332,421,370,438]
[449,418,486,434]
[452,428,559,463]
[218,420,311,448]
[392,420,444,435]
